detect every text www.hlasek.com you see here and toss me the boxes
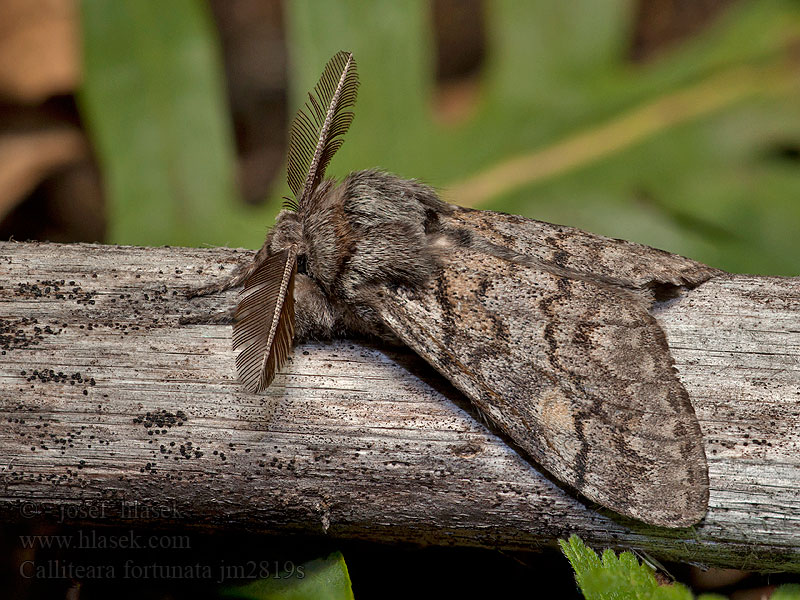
[19,530,190,550]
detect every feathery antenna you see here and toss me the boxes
[233,248,296,392]
[286,50,359,210]
[234,51,358,392]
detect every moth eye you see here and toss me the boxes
[296,253,308,275]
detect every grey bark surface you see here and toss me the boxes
[1,241,799,571]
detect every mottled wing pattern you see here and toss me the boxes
[375,247,709,527]
[448,207,720,290]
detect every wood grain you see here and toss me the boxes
[1,241,798,571]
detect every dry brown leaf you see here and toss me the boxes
[0,0,80,102]
[731,586,778,600]
[690,566,750,590]
[0,128,88,219]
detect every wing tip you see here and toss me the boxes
[626,500,709,529]
[602,466,710,528]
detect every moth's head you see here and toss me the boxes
[268,210,304,254]
[266,178,340,287]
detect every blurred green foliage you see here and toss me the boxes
[218,551,353,600]
[79,0,245,246]
[80,0,800,275]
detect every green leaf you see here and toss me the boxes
[79,0,240,246]
[560,535,695,600]
[218,551,353,600]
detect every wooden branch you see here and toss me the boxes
[1,241,799,571]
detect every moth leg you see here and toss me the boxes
[184,269,245,299]
[178,308,235,325]
[185,245,274,298]
[181,253,266,325]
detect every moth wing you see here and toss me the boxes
[445,207,720,289]
[375,248,709,527]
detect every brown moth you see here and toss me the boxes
[227,51,713,527]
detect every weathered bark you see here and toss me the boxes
[1,241,799,571]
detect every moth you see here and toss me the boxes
[225,51,713,528]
